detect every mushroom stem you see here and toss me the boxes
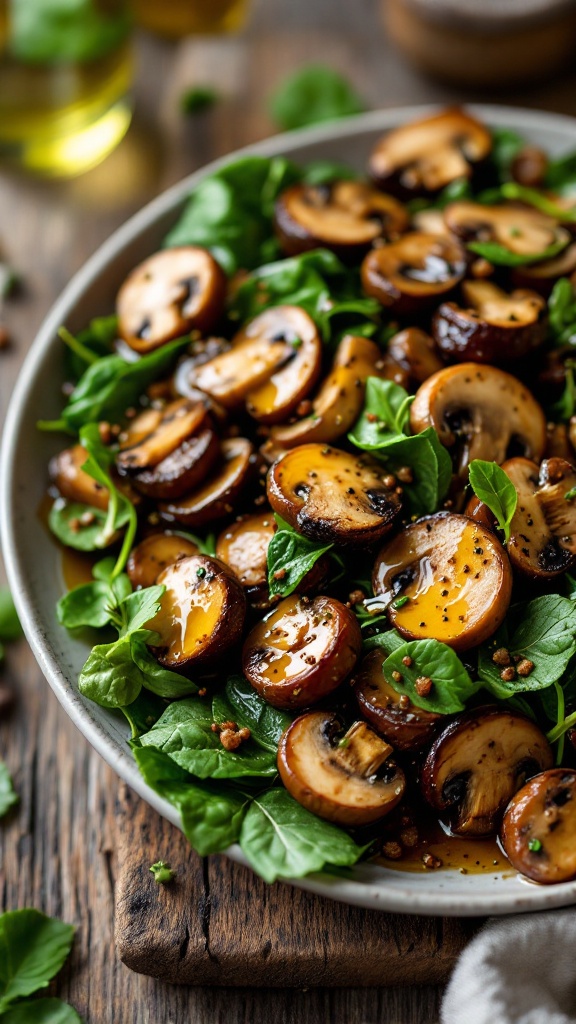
[333,722,394,778]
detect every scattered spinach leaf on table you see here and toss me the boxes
[0,761,18,818]
[180,85,219,115]
[0,909,76,1016]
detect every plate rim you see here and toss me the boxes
[3,102,576,916]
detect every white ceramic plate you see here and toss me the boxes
[3,104,576,916]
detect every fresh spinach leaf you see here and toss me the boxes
[0,588,22,643]
[0,909,75,1013]
[301,160,359,186]
[382,639,478,714]
[222,675,293,751]
[78,634,144,708]
[180,85,218,115]
[9,0,129,65]
[269,65,365,132]
[140,699,277,779]
[363,629,405,655]
[164,156,300,275]
[130,638,198,698]
[48,500,129,553]
[468,460,517,544]
[1,997,82,1023]
[64,315,118,381]
[267,515,332,599]
[57,579,124,630]
[545,150,576,196]
[0,760,18,818]
[489,126,525,182]
[120,690,165,740]
[466,238,568,266]
[239,787,365,883]
[548,277,576,347]
[499,182,576,223]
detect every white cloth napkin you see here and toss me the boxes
[441,909,576,1024]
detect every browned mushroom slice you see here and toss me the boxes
[354,649,442,751]
[49,444,110,511]
[146,554,246,671]
[372,513,512,651]
[421,707,553,837]
[131,425,220,501]
[501,769,576,884]
[278,712,405,826]
[171,339,231,412]
[243,594,362,709]
[216,511,276,605]
[432,281,547,364]
[117,246,226,353]
[245,317,322,425]
[159,436,256,527]
[270,335,384,448]
[127,532,200,590]
[117,398,209,473]
[369,107,492,197]
[443,201,570,260]
[410,363,547,484]
[361,232,466,315]
[511,242,576,295]
[267,443,402,547]
[386,327,445,387]
[504,457,576,579]
[274,181,408,260]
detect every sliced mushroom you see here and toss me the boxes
[421,707,553,837]
[49,444,110,511]
[443,201,570,260]
[159,436,256,527]
[245,320,322,425]
[278,712,406,826]
[501,769,576,884]
[361,232,466,315]
[511,242,576,295]
[117,398,209,473]
[127,532,200,590]
[433,280,547,364]
[354,649,442,751]
[410,363,547,483]
[369,107,492,198]
[386,327,445,387]
[216,511,276,605]
[242,594,362,709]
[412,208,451,237]
[274,181,408,260]
[146,554,246,671]
[267,443,403,547]
[131,425,221,500]
[372,512,512,651]
[504,457,576,578]
[117,247,226,353]
[270,335,384,448]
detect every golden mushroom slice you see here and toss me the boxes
[354,649,442,752]
[274,180,408,260]
[50,444,110,511]
[372,512,512,651]
[243,594,362,709]
[369,107,492,197]
[361,232,466,315]
[267,443,402,547]
[443,201,570,260]
[146,554,246,671]
[127,532,200,590]
[278,712,406,826]
[410,363,547,483]
[421,707,553,837]
[501,769,576,884]
[432,280,547,364]
[159,436,256,527]
[192,306,321,419]
[117,246,227,353]
[216,511,276,605]
[270,335,384,448]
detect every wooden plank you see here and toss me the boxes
[115,784,479,987]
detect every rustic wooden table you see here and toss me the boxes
[2,2,576,1020]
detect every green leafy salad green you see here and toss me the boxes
[39,107,576,886]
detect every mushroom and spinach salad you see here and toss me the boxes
[41,107,576,885]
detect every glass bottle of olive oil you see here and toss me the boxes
[133,0,249,38]
[0,0,133,177]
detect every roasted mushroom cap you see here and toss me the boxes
[386,327,445,387]
[421,707,553,837]
[242,594,362,709]
[159,436,256,527]
[270,335,385,448]
[49,444,110,511]
[146,554,246,671]
[354,649,442,751]
[216,511,276,605]
[369,107,492,197]
[274,181,408,260]
[501,769,576,884]
[117,246,226,353]
[361,232,466,315]
[511,242,576,295]
[267,443,403,547]
[192,305,322,423]
[503,457,576,579]
[278,712,406,826]
[432,281,547,364]
[410,363,547,483]
[444,201,570,259]
[127,532,200,590]
[372,512,512,651]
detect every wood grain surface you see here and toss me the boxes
[2,1,576,1020]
